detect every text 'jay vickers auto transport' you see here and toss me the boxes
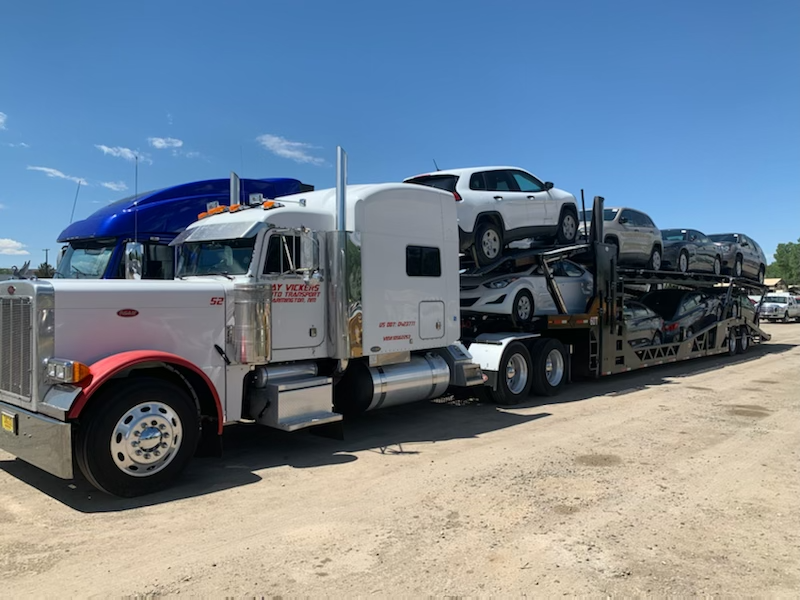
[0,150,770,497]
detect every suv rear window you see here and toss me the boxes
[405,175,458,193]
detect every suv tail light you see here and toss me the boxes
[664,322,679,332]
[453,191,463,202]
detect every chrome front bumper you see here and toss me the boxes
[0,401,73,479]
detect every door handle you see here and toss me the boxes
[527,195,536,199]
[493,195,503,201]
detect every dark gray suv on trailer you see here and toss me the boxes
[707,233,767,283]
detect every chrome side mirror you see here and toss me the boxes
[125,242,144,280]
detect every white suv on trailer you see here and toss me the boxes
[404,167,580,266]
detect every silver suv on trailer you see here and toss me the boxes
[579,206,662,270]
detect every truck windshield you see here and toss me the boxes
[55,240,116,278]
[763,296,788,304]
[176,238,256,277]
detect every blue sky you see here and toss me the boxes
[1,0,798,268]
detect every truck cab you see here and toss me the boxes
[55,177,313,280]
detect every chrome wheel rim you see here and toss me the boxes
[516,295,532,321]
[728,333,737,353]
[714,257,721,275]
[505,354,528,395]
[482,229,501,259]
[651,250,662,271]
[679,253,688,273]
[545,349,565,386]
[741,334,749,350]
[562,214,577,241]
[111,402,183,477]
[735,260,742,277]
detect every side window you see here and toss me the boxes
[510,170,544,193]
[484,170,518,192]
[682,294,700,312]
[559,261,584,277]
[739,234,750,247]
[263,234,301,275]
[619,209,636,225]
[639,213,655,227]
[688,230,700,243]
[469,172,486,190]
[142,243,174,279]
[406,246,441,277]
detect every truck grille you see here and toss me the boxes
[0,297,33,400]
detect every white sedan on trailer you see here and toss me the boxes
[460,259,593,325]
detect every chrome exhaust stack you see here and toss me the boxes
[328,146,354,360]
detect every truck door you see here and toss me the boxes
[262,231,326,350]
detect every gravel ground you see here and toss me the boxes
[1,323,798,596]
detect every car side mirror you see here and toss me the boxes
[619,216,628,224]
[544,181,554,191]
[124,242,144,280]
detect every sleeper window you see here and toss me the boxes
[406,246,441,277]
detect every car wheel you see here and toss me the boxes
[734,255,743,278]
[474,221,503,266]
[757,266,765,284]
[783,311,790,323]
[713,256,722,276]
[652,331,663,346]
[531,339,568,396]
[556,210,578,244]
[648,246,662,271]
[727,330,738,356]
[511,290,534,327]
[488,342,532,406]
[75,378,200,497]
[678,250,689,273]
[684,326,695,341]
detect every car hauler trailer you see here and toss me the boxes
[0,148,771,497]
[55,176,313,280]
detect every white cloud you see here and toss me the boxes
[0,239,29,256]
[148,136,183,149]
[0,112,6,130]
[27,166,88,186]
[95,144,150,163]
[256,134,325,165]
[0,203,5,209]
[5,142,30,148]
[101,181,128,192]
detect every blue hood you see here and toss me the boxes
[58,177,309,242]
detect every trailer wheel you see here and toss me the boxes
[488,342,532,405]
[76,377,200,497]
[727,330,738,356]
[737,327,750,353]
[531,339,568,397]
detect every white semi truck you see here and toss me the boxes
[0,148,771,497]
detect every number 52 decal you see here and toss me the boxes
[210,297,224,305]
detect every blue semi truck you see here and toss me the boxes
[56,176,312,280]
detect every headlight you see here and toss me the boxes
[721,244,731,252]
[484,277,518,289]
[46,358,90,384]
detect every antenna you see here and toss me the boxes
[433,158,440,171]
[133,154,139,243]
[69,180,82,224]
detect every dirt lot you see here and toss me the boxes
[1,323,799,596]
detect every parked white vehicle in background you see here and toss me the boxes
[579,206,662,270]
[404,167,579,266]
[460,259,592,325]
[758,293,800,322]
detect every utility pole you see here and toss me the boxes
[43,248,50,266]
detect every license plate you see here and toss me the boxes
[1,412,17,435]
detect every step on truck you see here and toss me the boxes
[56,175,313,280]
[0,148,771,497]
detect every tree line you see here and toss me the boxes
[765,238,800,284]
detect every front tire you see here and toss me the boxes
[713,256,722,276]
[678,250,689,273]
[782,311,790,323]
[511,290,534,327]
[474,221,504,266]
[733,255,743,278]
[556,210,578,244]
[488,342,532,405]
[76,378,200,497]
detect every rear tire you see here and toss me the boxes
[737,327,750,353]
[757,266,765,284]
[531,338,568,397]
[556,210,578,244]
[488,342,532,406]
[733,255,743,277]
[648,246,663,271]
[76,378,200,497]
[727,330,739,356]
[474,221,504,267]
[713,256,722,276]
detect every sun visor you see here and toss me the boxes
[169,221,267,246]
